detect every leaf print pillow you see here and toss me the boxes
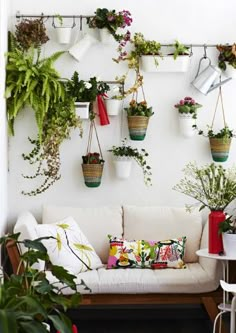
[35,216,103,274]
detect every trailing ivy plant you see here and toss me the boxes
[22,96,83,196]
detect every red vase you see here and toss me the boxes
[208,210,225,254]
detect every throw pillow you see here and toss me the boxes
[35,216,103,274]
[152,237,186,269]
[107,235,159,269]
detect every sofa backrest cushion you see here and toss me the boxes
[42,205,123,264]
[123,205,203,263]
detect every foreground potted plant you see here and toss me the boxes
[108,138,152,185]
[125,99,154,141]
[219,216,236,256]
[174,96,202,137]
[173,162,236,254]
[217,43,236,78]
[0,233,84,333]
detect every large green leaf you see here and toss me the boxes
[0,310,18,333]
[51,265,77,291]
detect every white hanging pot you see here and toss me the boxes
[222,233,236,257]
[178,113,196,138]
[224,63,236,79]
[113,157,132,179]
[55,27,72,44]
[75,102,90,119]
[141,55,191,72]
[99,28,113,44]
[105,99,122,116]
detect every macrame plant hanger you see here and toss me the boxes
[210,85,227,131]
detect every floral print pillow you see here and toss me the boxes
[107,235,186,269]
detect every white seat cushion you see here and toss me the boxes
[123,206,203,263]
[42,205,123,263]
[45,263,219,295]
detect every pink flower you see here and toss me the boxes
[179,100,185,105]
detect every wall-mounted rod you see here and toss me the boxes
[160,43,228,48]
[16,11,93,19]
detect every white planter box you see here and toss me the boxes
[75,102,90,119]
[105,99,122,116]
[55,27,72,44]
[178,113,196,138]
[141,55,191,72]
[222,233,236,257]
[113,157,132,179]
[224,63,236,79]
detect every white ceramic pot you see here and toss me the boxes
[113,157,132,179]
[222,233,236,257]
[224,63,236,79]
[105,99,122,116]
[141,55,191,72]
[75,102,90,119]
[68,34,97,62]
[43,323,50,331]
[99,28,113,44]
[178,113,196,138]
[55,27,72,44]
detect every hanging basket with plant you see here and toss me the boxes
[217,43,236,78]
[82,119,104,188]
[197,87,234,162]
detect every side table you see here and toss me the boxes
[196,248,236,333]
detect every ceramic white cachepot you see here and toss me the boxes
[99,28,113,44]
[222,233,236,257]
[113,157,132,179]
[178,113,196,138]
[68,34,98,62]
[74,102,90,119]
[224,63,236,79]
[55,27,72,44]
[105,99,122,116]
[141,55,191,72]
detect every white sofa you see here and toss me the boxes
[14,204,221,296]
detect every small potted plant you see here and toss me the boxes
[219,216,236,257]
[217,44,236,78]
[124,99,154,141]
[104,85,124,116]
[173,162,236,254]
[82,152,105,188]
[174,96,202,137]
[87,8,132,44]
[108,138,152,185]
[53,14,74,44]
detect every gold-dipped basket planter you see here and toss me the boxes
[82,164,104,188]
[127,116,149,141]
[209,137,231,162]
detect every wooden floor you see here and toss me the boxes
[63,304,231,333]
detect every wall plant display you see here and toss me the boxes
[174,96,202,138]
[217,43,236,78]
[173,162,236,254]
[197,87,234,162]
[108,138,152,185]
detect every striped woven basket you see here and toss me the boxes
[82,164,104,187]
[209,137,231,162]
[127,116,149,141]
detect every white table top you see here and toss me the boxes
[196,248,236,261]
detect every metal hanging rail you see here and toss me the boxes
[16,11,93,19]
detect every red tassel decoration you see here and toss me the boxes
[56,324,78,333]
[97,94,110,126]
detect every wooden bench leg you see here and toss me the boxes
[202,297,228,333]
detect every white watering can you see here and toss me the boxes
[191,57,231,95]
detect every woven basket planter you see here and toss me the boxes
[82,164,104,188]
[209,137,231,162]
[127,116,149,141]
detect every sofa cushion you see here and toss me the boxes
[42,205,123,264]
[35,216,103,275]
[123,206,203,263]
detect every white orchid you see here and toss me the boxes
[84,82,92,89]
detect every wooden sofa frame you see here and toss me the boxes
[5,239,228,333]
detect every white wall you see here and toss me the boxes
[0,0,9,237]
[7,0,236,225]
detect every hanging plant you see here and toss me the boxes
[22,96,83,196]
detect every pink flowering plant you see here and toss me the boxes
[88,8,132,61]
[174,96,202,119]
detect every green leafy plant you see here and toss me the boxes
[174,96,202,119]
[82,152,104,164]
[108,139,152,186]
[125,99,154,117]
[15,18,49,51]
[172,40,190,60]
[219,216,236,234]
[217,44,236,70]
[173,162,236,211]
[198,126,234,139]
[21,97,83,196]
[0,233,88,333]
